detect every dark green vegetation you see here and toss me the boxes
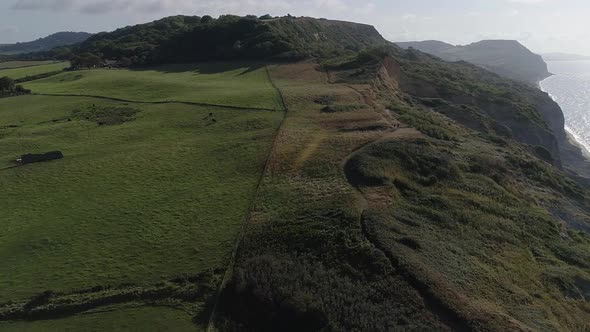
[0,76,30,97]
[1,15,589,331]
[38,15,386,67]
[396,40,551,85]
[0,32,92,55]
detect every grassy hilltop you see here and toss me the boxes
[0,14,589,331]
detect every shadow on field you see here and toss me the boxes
[131,62,265,76]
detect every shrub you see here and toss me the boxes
[533,145,553,163]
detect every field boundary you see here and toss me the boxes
[15,70,66,83]
[205,65,289,332]
[0,271,220,323]
[265,65,288,112]
[0,61,65,71]
[32,93,281,112]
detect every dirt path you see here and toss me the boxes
[205,65,289,332]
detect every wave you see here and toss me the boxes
[540,78,590,156]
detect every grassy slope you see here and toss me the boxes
[0,62,284,330]
[23,63,283,110]
[0,306,198,332]
[0,95,281,301]
[217,63,449,331]
[0,62,69,80]
[217,59,590,331]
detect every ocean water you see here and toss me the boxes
[540,60,590,153]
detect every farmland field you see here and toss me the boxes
[0,306,198,332]
[0,61,59,70]
[24,63,284,110]
[0,63,285,330]
[0,62,69,80]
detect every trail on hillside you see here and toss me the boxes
[343,141,470,332]
[205,65,289,332]
[340,78,471,330]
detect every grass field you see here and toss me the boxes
[24,63,283,110]
[0,61,59,70]
[0,95,281,301]
[0,306,199,331]
[0,62,69,80]
[0,62,284,330]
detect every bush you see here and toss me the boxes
[533,145,553,163]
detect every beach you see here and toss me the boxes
[540,60,590,156]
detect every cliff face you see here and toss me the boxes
[396,39,551,85]
[383,48,564,166]
[394,40,590,180]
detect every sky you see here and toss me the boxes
[0,0,589,55]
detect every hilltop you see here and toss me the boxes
[53,15,387,66]
[396,39,551,85]
[0,32,92,55]
[0,15,589,331]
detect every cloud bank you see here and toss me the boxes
[10,0,358,15]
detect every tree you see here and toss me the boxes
[119,57,133,67]
[71,53,103,68]
[0,77,29,95]
[0,77,15,92]
[201,15,214,23]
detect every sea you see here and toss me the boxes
[540,60,590,154]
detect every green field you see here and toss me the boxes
[0,63,284,329]
[0,62,69,80]
[0,306,198,331]
[0,61,58,70]
[0,95,281,301]
[24,63,283,110]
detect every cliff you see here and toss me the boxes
[396,39,551,85]
[218,45,590,330]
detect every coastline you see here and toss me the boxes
[565,125,590,159]
[539,76,590,158]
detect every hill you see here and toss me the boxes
[0,32,92,55]
[396,39,551,85]
[0,15,589,331]
[45,15,387,66]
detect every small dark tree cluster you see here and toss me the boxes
[0,76,31,96]
[70,52,103,69]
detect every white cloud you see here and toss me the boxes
[10,0,302,14]
[0,26,19,35]
[507,0,546,3]
[508,9,520,16]
[12,0,74,11]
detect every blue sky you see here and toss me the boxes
[1,0,589,54]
